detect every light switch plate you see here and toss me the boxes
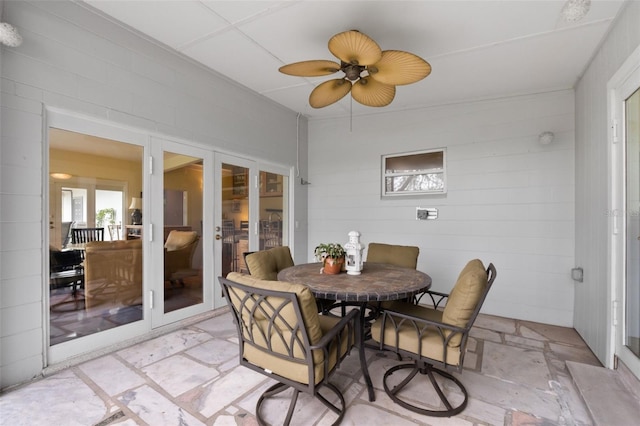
[416,207,438,220]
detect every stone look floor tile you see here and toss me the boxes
[141,354,220,397]
[79,354,146,397]
[2,311,604,426]
[482,341,551,390]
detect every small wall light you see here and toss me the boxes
[0,22,22,47]
[538,131,554,145]
[571,267,584,282]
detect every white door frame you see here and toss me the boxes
[150,137,215,326]
[45,108,151,365]
[607,44,640,378]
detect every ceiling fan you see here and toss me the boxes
[279,30,431,109]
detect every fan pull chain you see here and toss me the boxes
[350,96,353,133]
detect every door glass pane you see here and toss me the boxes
[163,152,203,313]
[49,128,143,345]
[259,171,288,250]
[221,163,250,274]
[625,87,640,357]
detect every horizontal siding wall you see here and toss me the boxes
[0,0,305,389]
[308,90,575,326]
[574,0,640,365]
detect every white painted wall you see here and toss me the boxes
[0,0,306,389]
[574,0,640,365]
[308,90,576,326]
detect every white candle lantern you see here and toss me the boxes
[344,231,364,275]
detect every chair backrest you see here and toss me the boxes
[71,227,105,244]
[221,220,235,243]
[61,221,73,247]
[220,272,324,386]
[108,224,121,240]
[442,260,496,347]
[244,246,294,280]
[164,230,199,251]
[366,242,419,269]
[84,239,143,309]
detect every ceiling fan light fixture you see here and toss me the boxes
[561,0,591,22]
[280,29,430,108]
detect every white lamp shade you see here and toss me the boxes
[129,197,142,210]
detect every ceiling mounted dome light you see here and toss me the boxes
[279,30,431,108]
[561,0,591,23]
[0,22,22,47]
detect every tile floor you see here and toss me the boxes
[0,309,602,426]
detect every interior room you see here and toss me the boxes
[1,0,639,424]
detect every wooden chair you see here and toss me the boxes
[71,227,105,244]
[371,260,497,417]
[107,224,122,240]
[219,272,358,426]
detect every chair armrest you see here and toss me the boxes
[310,309,358,383]
[415,289,450,308]
[311,309,359,350]
[378,307,467,349]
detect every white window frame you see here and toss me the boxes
[381,148,447,198]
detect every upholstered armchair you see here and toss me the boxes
[245,246,333,313]
[371,259,496,417]
[219,272,358,425]
[84,239,143,310]
[244,246,294,280]
[164,230,199,286]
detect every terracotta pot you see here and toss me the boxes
[323,257,344,275]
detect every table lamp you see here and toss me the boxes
[129,197,142,225]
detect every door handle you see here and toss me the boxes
[215,234,221,240]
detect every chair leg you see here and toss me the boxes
[383,362,468,417]
[255,381,346,426]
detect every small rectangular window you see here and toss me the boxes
[382,149,446,197]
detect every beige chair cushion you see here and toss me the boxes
[84,239,143,310]
[245,250,278,280]
[366,243,419,269]
[164,230,198,251]
[441,259,487,347]
[270,246,295,271]
[226,272,348,384]
[371,303,461,366]
[245,246,294,280]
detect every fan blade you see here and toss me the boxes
[279,60,341,77]
[368,50,431,85]
[328,30,382,66]
[309,78,352,108]
[351,76,395,107]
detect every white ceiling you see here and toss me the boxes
[81,0,626,120]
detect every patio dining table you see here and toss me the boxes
[278,262,431,402]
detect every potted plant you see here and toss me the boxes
[314,243,346,275]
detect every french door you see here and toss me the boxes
[150,138,214,326]
[610,47,640,379]
[214,153,290,291]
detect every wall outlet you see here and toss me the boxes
[416,207,438,220]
